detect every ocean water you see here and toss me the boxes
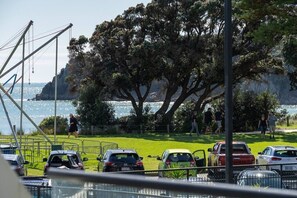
[0,83,164,134]
[0,83,296,134]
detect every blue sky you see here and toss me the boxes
[0,0,151,83]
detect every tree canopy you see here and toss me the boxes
[67,0,285,127]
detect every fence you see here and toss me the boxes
[46,168,297,198]
[0,136,118,164]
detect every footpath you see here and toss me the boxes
[238,128,297,135]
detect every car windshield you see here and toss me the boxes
[274,150,297,157]
[110,153,139,163]
[168,153,193,162]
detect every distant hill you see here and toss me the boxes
[34,66,78,100]
[36,67,297,105]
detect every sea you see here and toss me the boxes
[0,83,296,135]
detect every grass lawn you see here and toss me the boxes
[24,130,297,176]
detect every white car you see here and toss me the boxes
[256,146,297,173]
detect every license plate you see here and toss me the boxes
[121,167,130,171]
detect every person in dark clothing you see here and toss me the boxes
[214,110,223,134]
[68,113,78,138]
[190,111,199,136]
[204,108,214,134]
[258,114,268,138]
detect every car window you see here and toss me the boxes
[110,153,139,163]
[220,144,248,154]
[262,148,270,155]
[8,160,18,166]
[168,153,193,162]
[274,150,297,157]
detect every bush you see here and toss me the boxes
[38,116,68,135]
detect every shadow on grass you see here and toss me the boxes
[87,131,297,144]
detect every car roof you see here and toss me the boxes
[2,154,19,161]
[49,150,78,155]
[269,146,296,150]
[240,169,280,177]
[107,149,137,154]
[216,141,247,144]
[165,149,191,153]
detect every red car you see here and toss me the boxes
[207,141,255,177]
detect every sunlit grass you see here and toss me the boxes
[9,130,293,176]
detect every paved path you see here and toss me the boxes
[237,129,297,135]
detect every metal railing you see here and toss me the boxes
[46,168,297,198]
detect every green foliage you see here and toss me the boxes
[119,104,155,133]
[75,83,115,129]
[38,116,68,134]
[283,37,297,89]
[173,101,203,133]
[68,0,286,128]
[232,90,280,131]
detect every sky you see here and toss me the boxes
[0,0,151,83]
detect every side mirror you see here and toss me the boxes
[42,158,47,162]
[194,157,200,161]
[97,157,102,161]
[23,161,29,165]
[157,156,162,160]
[140,157,143,160]
[249,148,252,151]
[258,152,262,154]
[207,148,213,152]
[83,157,88,161]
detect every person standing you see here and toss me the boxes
[268,112,277,139]
[68,113,78,138]
[204,108,214,134]
[214,109,223,134]
[258,114,268,138]
[190,111,199,136]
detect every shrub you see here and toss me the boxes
[38,116,68,135]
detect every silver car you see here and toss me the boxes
[256,146,297,173]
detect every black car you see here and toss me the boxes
[2,154,29,176]
[43,150,88,175]
[97,149,144,173]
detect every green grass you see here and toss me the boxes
[21,131,297,176]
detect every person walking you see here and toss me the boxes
[203,108,214,134]
[268,112,277,139]
[190,111,199,136]
[214,109,223,134]
[68,113,78,138]
[258,114,268,138]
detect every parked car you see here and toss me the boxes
[43,150,88,175]
[156,149,206,178]
[2,154,29,176]
[237,169,286,189]
[207,141,255,178]
[256,146,297,173]
[97,149,144,173]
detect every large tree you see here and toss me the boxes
[68,0,284,127]
[235,0,297,88]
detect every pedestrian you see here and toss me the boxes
[268,112,277,139]
[190,111,199,136]
[214,109,223,134]
[68,113,78,138]
[258,114,268,138]
[203,108,214,134]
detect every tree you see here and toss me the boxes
[235,0,297,88]
[74,82,115,129]
[69,0,284,130]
